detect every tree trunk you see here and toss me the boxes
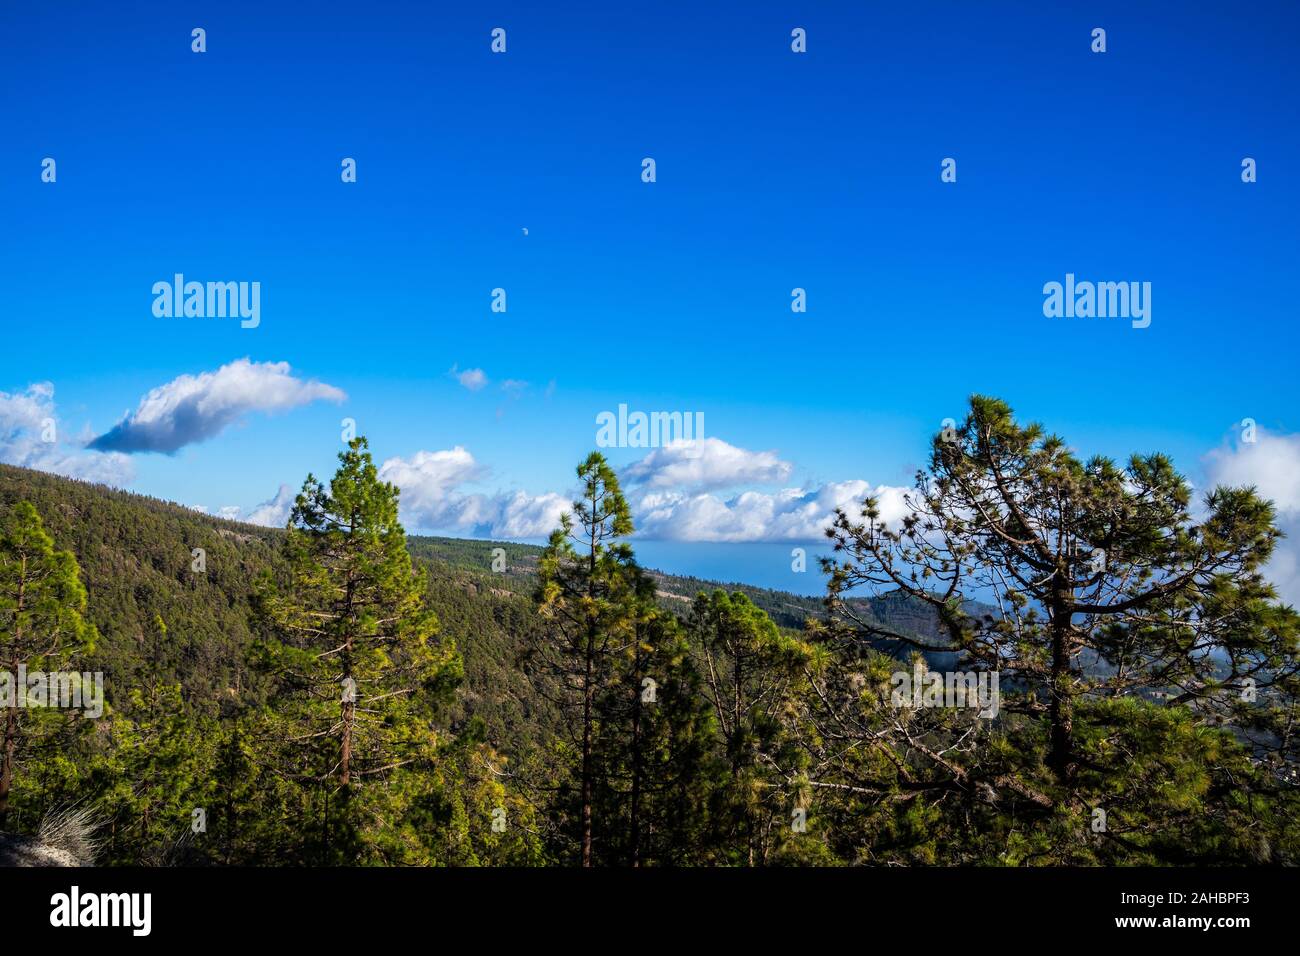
[579,496,599,868]
[340,564,356,789]
[732,653,756,866]
[580,630,594,867]
[0,703,18,827]
[629,645,644,868]
[1047,588,1075,784]
[0,564,26,828]
[340,697,353,786]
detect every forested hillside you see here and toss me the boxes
[0,463,952,753]
[1,399,1297,866]
[0,458,944,864]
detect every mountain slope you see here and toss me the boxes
[0,463,964,754]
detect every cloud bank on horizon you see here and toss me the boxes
[3,358,1299,606]
[177,423,1300,607]
[0,381,134,485]
[376,446,570,539]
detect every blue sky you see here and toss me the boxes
[1,1,1297,591]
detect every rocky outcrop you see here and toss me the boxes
[0,807,97,866]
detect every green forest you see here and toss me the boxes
[1,397,1297,866]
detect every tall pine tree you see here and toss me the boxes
[688,589,820,865]
[256,437,461,862]
[531,452,642,865]
[0,501,98,829]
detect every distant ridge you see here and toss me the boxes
[0,463,971,716]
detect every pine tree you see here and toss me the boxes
[532,452,721,866]
[0,501,98,828]
[815,396,1300,863]
[531,452,642,865]
[256,437,461,862]
[599,604,719,865]
[688,589,819,865]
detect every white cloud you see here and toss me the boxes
[244,484,296,527]
[379,448,567,538]
[1204,430,1300,518]
[633,479,910,542]
[488,489,571,538]
[89,358,345,454]
[617,436,906,541]
[454,367,489,391]
[1205,429,1300,603]
[0,381,134,485]
[623,437,794,490]
[197,449,568,539]
[197,484,296,527]
[378,447,484,524]
[178,428,909,546]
